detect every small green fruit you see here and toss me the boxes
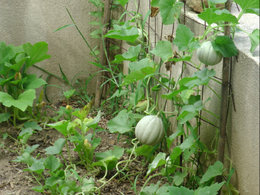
[197,41,222,65]
[135,115,164,145]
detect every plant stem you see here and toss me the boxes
[237,9,244,21]
[65,8,99,62]
[97,139,138,190]
[13,107,17,127]
[101,32,119,88]
[207,85,221,100]
[140,173,162,192]
[145,77,151,112]
[65,139,73,165]
[99,161,108,183]
[33,65,65,83]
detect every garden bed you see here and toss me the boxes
[1,0,259,194]
[0,103,165,195]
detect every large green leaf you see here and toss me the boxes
[135,145,154,160]
[141,183,194,195]
[179,136,195,150]
[107,109,135,134]
[173,24,195,51]
[24,144,40,154]
[45,138,66,155]
[18,127,34,144]
[44,155,61,172]
[193,68,216,84]
[25,158,45,174]
[14,152,35,165]
[48,120,70,136]
[151,0,160,7]
[129,58,154,72]
[122,44,141,59]
[108,89,129,100]
[165,186,194,195]
[23,41,51,67]
[113,0,128,7]
[123,67,156,85]
[212,36,238,57]
[123,58,156,85]
[177,100,203,124]
[233,0,259,14]
[159,0,183,25]
[200,161,224,184]
[150,40,173,62]
[140,182,161,195]
[173,171,188,186]
[0,89,36,111]
[23,74,47,89]
[147,152,166,175]
[198,8,238,25]
[95,146,124,161]
[24,121,42,131]
[249,29,260,53]
[170,146,182,163]
[8,53,27,72]
[104,24,139,42]
[94,146,124,170]
[0,77,13,86]
[195,182,225,195]
[0,42,16,64]
[0,113,11,123]
[163,69,215,101]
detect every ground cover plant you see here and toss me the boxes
[0,0,259,194]
[0,42,49,126]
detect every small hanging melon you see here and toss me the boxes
[197,41,223,65]
[135,115,164,145]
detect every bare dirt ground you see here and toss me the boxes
[0,105,160,195]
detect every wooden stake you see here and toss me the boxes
[217,0,232,180]
[94,0,111,107]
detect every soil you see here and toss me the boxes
[0,102,162,195]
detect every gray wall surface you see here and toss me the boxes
[0,0,99,101]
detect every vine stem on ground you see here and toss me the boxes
[97,139,138,191]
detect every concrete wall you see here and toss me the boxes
[0,0,99,101]
[228,52,259,194]
[183,7,259,195]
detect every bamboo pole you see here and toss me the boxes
[94,0,111,107]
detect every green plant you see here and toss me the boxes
[47,104,101,167]
[63,89,76,104]
[135,115,164,145]
[14,143,97,194]
[14,105,142,194]
[18,121,42,146]
[95,0,259,194]
[0,41,50,125]
[12,0,259,194]
[13,104,99,193]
